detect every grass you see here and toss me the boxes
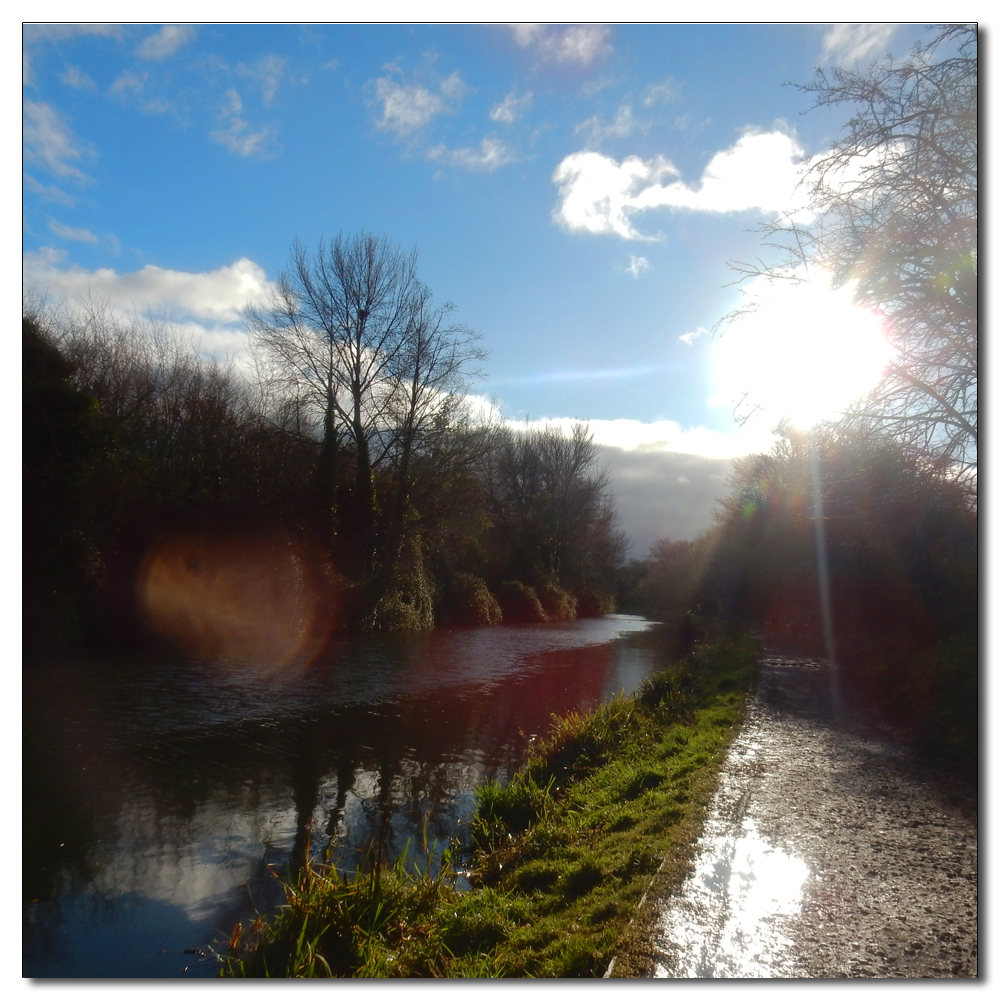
[221,634,759,978]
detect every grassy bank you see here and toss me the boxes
[221,635,759,978]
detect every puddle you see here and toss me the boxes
[651,689,810,978]
[652,814,810,978]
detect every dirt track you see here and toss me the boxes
[646,654,978,979]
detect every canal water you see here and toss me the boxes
[24,615,667,978]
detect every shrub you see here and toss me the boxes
[439,573,503,626]
[537,582,577,622]
[491,581,548,624]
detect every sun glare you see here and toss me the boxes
[711,271,894,429]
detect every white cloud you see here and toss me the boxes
[22,100,91,181]
[209,89,277,158]
[60,65,96,90]
[624,255,650,278]
[238,54,287,105]
[108,70,148,97]
[371,70,466,137]
[821,23,897,67]
[509,24,611,65]
[679,326,709,345]
[490,89,533,125]
[24,173,76,206]
[478,411,774,550]
[136,24,196,61]
[425,136,516,172]
[552,151,677,240]
[503,415,775,460]
[552,130,812,240]
[47,219,98,243]
[575,104,641,144]
[23,23,122,44]
[643,80,680,107]
[23,250,275,324]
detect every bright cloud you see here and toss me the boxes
[552,130,812,240]
[509,24,611,65]
[209,89,277,158]
[48,219,98,243]
[371,71,466,137]
[136,24,196,61]
[821,23,897,67]
[503,415,775,460]
[679,326,709,345]
[23,249,275,324]
[490,89,533,125]
[425,136,516,172]
[23,100,91,181]
[552,151,678,240]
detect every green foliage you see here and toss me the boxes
[631,535,716,620]
[536,581,578,622]
[437,572,503,626]
[361,537,436,631]
[491,581,548,624]
[573,588,616,618]
[220,639,759,978]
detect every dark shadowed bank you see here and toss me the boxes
[220,635,758,978]
[23,306,627,660]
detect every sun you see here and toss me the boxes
[710,270,894,429]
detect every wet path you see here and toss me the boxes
[647,655,978,979]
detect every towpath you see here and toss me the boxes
[639,653,977,979]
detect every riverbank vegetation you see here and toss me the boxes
[220,635,757,978]
[23,256,625,655]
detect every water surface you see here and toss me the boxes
[25,615,665,978]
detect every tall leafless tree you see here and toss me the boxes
[244,232,485,569]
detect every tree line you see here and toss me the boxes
[23,238,626,655]
[624,26,977,773]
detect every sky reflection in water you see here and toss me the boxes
[24,616,662,978]
[653,726,811,978]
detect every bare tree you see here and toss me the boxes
[383,294,486,560]
[728,25,977,496]
[483,423,626,594]
[244,232,485,567]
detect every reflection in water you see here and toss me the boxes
[655,816,809,978]
[24,615,666,978]
[652,707,810,979]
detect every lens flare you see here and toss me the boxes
[137,532,336,675]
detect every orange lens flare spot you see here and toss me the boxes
[137,532,336,674]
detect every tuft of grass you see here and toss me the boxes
[221,636,759,978]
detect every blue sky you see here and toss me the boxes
[22,20,940,554]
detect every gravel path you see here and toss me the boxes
[647,654,978,979]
